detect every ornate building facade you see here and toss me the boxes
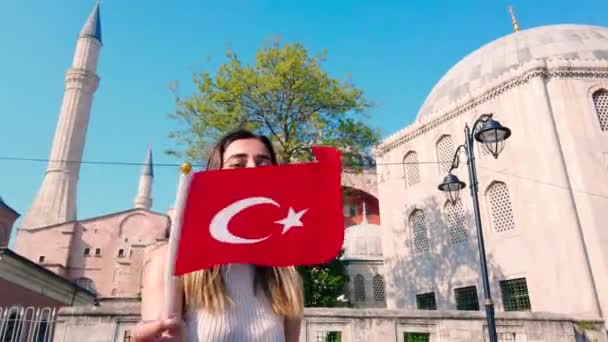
[374,24,608,326]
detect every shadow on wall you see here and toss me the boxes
[387,196,505,310]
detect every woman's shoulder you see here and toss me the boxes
[143,242,168,271]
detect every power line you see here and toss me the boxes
[2,155,607,199]
[477,165,608,200]
[0,156,188,168]
[0,156,442,168]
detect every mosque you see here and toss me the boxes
[0,0,381,306]
[374,10,608,332]
[1,1,608,341]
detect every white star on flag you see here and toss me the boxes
[275,207,308,234]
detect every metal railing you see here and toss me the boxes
[0,306,56,342]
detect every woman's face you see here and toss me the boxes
[222,138,273,169]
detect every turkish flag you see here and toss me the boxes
[173,146,344,276]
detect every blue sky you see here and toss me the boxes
[1,0,607,243]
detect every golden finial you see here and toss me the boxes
[508,5,520,32]
[180,162,192,175]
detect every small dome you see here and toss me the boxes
[342,222,383,261]
[417,24,608,121]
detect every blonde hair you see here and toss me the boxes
[182,266,304,319]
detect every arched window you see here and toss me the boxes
[74,277,96,293]
[113,269,121,286]
[409,209,429,254]
[354,274,366,302]
[436,135,456,173]
[445,199,467,244]
[369,237,382,256]
[373,274,385,302]
[356,238,367,256]
[402,151,421,187]
[487,182,515,232]
[593,88,608,131]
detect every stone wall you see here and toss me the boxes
[53,299,607,342]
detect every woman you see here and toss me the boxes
[134,129,304,342]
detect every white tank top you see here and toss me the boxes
[184,264,285,342]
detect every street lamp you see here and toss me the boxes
[437,113,511,342]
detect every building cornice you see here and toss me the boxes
[18,208,170,232]
[0,248,96,305]
[374,59,608,158]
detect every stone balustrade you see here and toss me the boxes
[51,299,606,342]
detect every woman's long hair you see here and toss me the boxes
[181,129,304,319]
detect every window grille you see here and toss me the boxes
[403,151,421,187]
[316,331,341,342]
[593,89,608,131]
[500,278,531,311]
[445,199,467,244]
[455,286,480,311]
[487,182,515,232]
[498,332,516,342]
[403,332,430,342]
[354,274,366,302]
[436,135,456,173]
[416,292,437,310]
[373,275,385,302]
[409,210,429,254]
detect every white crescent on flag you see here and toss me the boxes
[209,196,278,244]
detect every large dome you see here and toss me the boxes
[417,24,608,121]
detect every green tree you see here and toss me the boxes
[167,39,380,164]
[168,39,378,307]
[297,249,350,307]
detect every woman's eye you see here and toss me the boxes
[228,163,245,168]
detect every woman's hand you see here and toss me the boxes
[133,317,185,342]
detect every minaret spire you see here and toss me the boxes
[18,2,102,230]
[134,147,154,210]
[80,0,102,43]
[508,5,520,32]
[362,202,368,224]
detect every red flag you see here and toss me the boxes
[174,146,344,276]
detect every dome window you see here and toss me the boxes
[487,182,515,232]
[409,209,429,254]
[436,135,456,174]
[354,274,366,302]
[593,89,608,131]
[402,151,420,187]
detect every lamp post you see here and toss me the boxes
[438,113,511,342]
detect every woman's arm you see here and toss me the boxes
[135,243,185,341]
[284,317,302,342]
[141,243,184,320]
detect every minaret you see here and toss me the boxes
[20,2,102,229]
[134,147,154,210]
